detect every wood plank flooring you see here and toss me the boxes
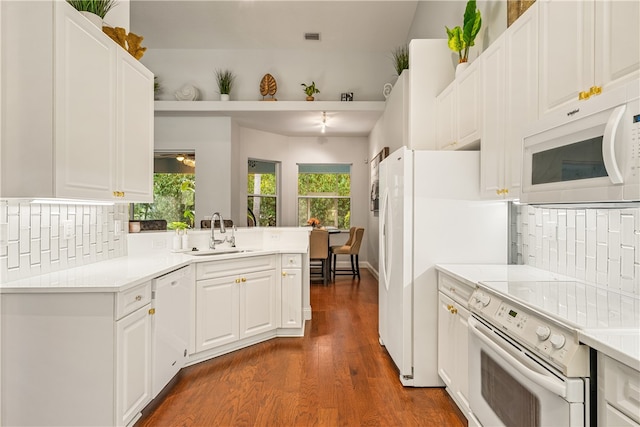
[137,269,467,426]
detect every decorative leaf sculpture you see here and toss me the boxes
[260,74,277,100]
[102,26,147,60]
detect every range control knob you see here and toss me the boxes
[478,293,491,307]
[535,326,551,341]
[549,334,566,349]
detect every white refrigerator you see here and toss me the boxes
[378,146,507,387]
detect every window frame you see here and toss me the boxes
[297,163,352,230]
[247,158,280,227]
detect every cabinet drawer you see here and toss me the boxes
[438,273,474,307]
[281,254,302,269]
[197,255,276,280]
[116,281,152,320]
[604,355,640,423]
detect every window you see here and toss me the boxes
[298,164,351,229]
[247,159,278,226]
[131,153,195,227]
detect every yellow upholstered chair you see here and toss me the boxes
[309,229,329,285]
[331,227,364,279]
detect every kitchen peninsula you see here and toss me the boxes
[0,227,310,427]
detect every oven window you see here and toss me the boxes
[531,136,607,185]
[481,350,540,427]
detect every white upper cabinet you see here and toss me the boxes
[481,2,538,199]
[436,62,482,151]
[539,0,639,115]
[456,61,482,149]
[1,1,153,202]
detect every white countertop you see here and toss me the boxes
[0,249,280,293]
[436,264,640,370]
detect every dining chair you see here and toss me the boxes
[309,228,329,285]
[331,227,364,279]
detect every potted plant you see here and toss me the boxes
[301,81,320,101]
[391,44,409,76]
[67,0,118,27]
[445,0,482,75]
[215,69,236,101]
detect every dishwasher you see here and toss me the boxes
[151,265,192,397]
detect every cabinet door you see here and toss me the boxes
[505,2,539,199]
[281,268,302,329]
[116,306,152,427]
[436,83,457,150]
[480,36,506,199]
[196,276,240,352]
[539,0,594,115]
[240,270,277,338]
[55,2,116,200]
[454,304,470,411]
[456,61,482,148]
[594,0,640,92]
[437,292,457,389]
[116,50,154,202]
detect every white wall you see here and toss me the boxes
[237,126,371,262]
[407,0,507,62]
[154,116,232,225]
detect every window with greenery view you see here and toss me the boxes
[247,159,278,227]
[298,164,351,229]
[131,154,195,227]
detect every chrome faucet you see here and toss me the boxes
[209,212,227,249]
[228,225,236,247]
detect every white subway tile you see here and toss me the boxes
[576,212,586,242]
[621,214,635,246]
[41,205,50,227]
[0,201,7,223]
[19,224,29,255]
[566,252,576,277]
[30,240,41,265]
[620,277,635,294]
[41,227,50,251]
[586,229,597,258]
[597,243,608,273]
[576,241,586,270]
[50,238,59,261]
[19,254,30,278]
[608,230,621,261]
[586,210,597,230]
[608,259,621,290]
[41,251,51,273]
[8,214,18,241]
[586,256,597,283]
[608,210,621,232]
[621,246,635,279]
[597,210,608,243]
[8,242,19,269]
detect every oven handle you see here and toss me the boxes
[469,317,567,398]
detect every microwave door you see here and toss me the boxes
[602,104,626,184]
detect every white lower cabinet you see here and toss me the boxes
[437,272,476,423]
[0,281,153,427]
[281,253,303,329]
[438,292,471,412]
[598,352,640,426]
[195,255,277,353]
[116,305,152,427]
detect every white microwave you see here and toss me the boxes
[521,80,640,204]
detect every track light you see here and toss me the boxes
[321,112,326,134]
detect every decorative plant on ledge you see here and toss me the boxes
[445,0,482,64]
[215,69,236,101]
[391,44,409,76]
[301,81,320,101]
[67,0,118,19]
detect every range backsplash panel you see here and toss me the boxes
[513,204,640,294]
[0,200,128,282]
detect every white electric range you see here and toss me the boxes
[467,278,639,427]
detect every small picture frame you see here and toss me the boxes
[341,92,354,102]
[370,147,389,212]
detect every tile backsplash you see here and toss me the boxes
[513,204,640,294]
[0,200,128,282]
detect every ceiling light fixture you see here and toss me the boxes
[321,112,327,134]
[175,154,195,168]
[176,155,185,162]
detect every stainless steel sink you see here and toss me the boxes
[187,249,253,256]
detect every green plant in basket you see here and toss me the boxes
[67,0,118,19]
[445,0,482,64]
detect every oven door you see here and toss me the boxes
[468,316,587,427]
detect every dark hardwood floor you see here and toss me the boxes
[137,269,467,426]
